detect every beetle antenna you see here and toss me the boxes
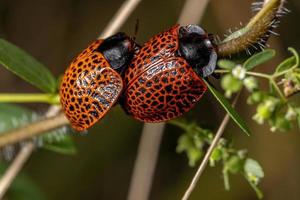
[133,18,140,41]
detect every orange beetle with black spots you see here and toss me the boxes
[120,25,217,122]
[60,33,136,131]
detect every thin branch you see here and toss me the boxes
[127,123,165,200]
[127,0,210,199]
[0,142,34,199]
[0,113,68,148]
[181,93,241,200]
[99,0,142,39]
[0,105,61,198]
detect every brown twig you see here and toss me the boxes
[127,123,165,200]
[0,113,68,148]
[126,0,210,199]
[0,142,34,199]
[99,0,142,39]
[0,105,61,198]
[181,93,241,200]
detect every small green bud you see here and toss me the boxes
[247,91,264,104]
[221,74,243,98]
[285,106,297,120]
[211,148,223,162]
[226,156,244,174]
[247,172,260,185]
[271,116,291,132]
[243,76,258,92]
[232,65,246,80]
[253,97,278,124]
[257,103,272,119]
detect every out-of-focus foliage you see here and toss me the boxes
[0,103,76,156]
[169,119,264,198]
[220,48,300,132]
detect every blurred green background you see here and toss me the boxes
[0,0,300,199]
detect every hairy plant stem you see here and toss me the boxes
[217,0,284,56]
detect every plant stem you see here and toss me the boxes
[0,112,68,148]
[0,105,61,198]
[0,142,35,199]
[270,79,286,101]
[0,93,59,104]
[99,0,142,39]
[181,93,240,200]
[214,69,272,79]
[246,72,272,79]
[127,123,165,200]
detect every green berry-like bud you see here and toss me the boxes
[232,65,246,80]
[243,76,258,91]
[221,74,243,97]
[257,103,272,119]
[247,91,264,105]
[271,116,291,132]
[285,106,297,120]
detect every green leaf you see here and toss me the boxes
[0,103,76,155]
[276,57,296,73]
[218,59,236,69]
[0,103,32,132]
[276,48,299,73]
[244,158,264,178]
[0,39,57,93]
[243,49,276,70]
[42,133,76,155]
[204,80,251,136]
[176,134,193,153]
[296,108,300,130]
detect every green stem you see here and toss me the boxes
[214,69,272,79]
[245,72,272,79]
[0,93,60,104]
[222,168,230,191]
[270,80,286,102]
[273,48,300,78]
[214,69,287,101]
[244,174,264,199]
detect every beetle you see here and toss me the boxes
[120,24,217,122]
[60,33,137,131]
